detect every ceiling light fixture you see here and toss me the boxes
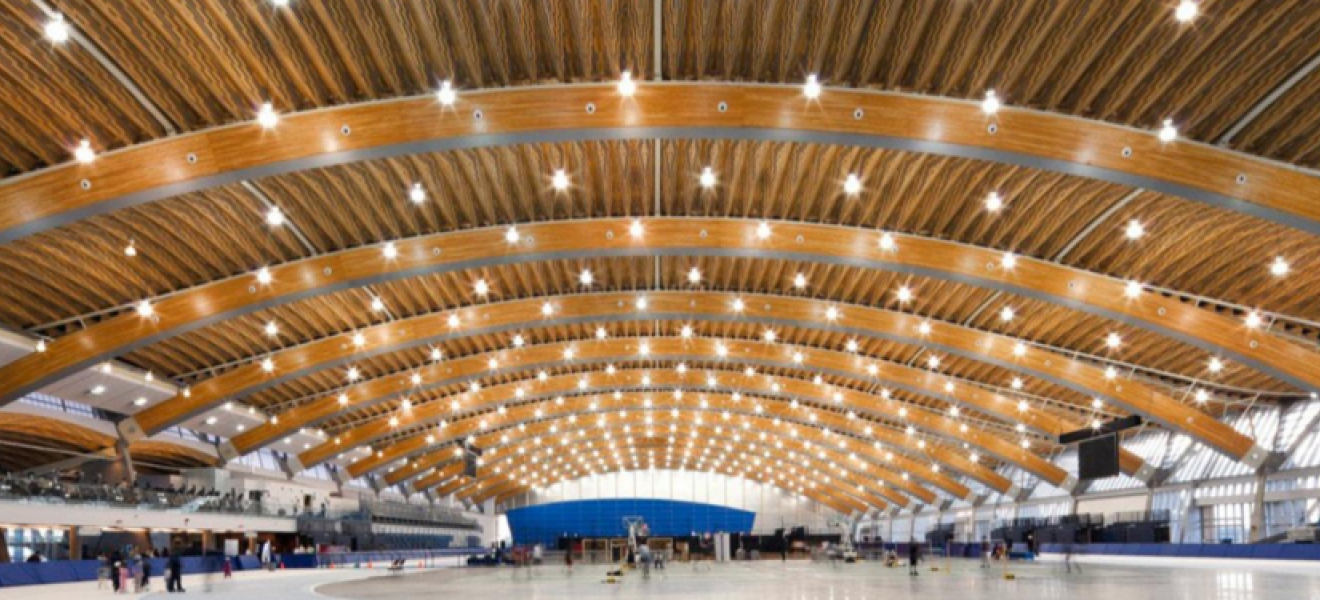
[257,102,279,129]
[74,139,96,164]
[981,89,1001,115]
[265,205,285,227]
[843,173,862,195]
[551,169,570,191]
[44,13,71,43]
[408,183,426,204]
[803,74,821,99]
[436,80,456,106]
[1174,0,1199,23]
[617,71,636,97]
[1158,119,1178,143]
[700,167,717,189]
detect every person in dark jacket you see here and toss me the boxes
[110,550,123,592]
[907,541,920,576]
[165,549,185,593]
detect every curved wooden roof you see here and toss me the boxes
[1,0,1318,508]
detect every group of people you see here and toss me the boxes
[96,549,186,594]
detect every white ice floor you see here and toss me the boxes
[8,556,1320,600]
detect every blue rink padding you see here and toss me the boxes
[1037,543,1320,561]
[0,549,485,587]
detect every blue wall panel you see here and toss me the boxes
[506,499,755,547]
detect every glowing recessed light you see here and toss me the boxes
[763,330,777,343]
[1208,357,1224,373]
[74,139,96,164]
[257,102,279,129]
[793,273,808,289]
[843,173,862,195]
[896,285,913,303]
[617,70,637,97]
[926,354,941,369]
[511,334,525,348]
[1013,342,1027,357]
[346,367,360,382]
[845,339,859,353]
[136,300,154,318]
[579,269,594,286]
[628,219,645,238]
[1124,280,1142,299]
[699,167,717,188]
[755,221,771,240]
[1270,256,1290,277]
[505,226,520,244]
[436,80,456,106]
[265,205,286,227]
[981,89,1001,115]
[408,183,426,204]
[381,242,398,259]
[825,306,840,321]
[338,393,350,406]
[35,339,47,353]
[1194,388,1210,403]
[878,232,897,251]
[687,267,702,284]
[1245,310,1263,329]
[1011,377,1024,390]
[636,296,648,310]
[595,326,608,340]
[44,13,71,43]
[1105,332,1122,349]
[124,240,137,257]
[551,169,570,191]
[1174,0,1198,23]
[1124,219,1145,240]
[264,320,279,337]
[91,385,106,396]
[134,397,148,407]
[985,191,1004,212]
[1157,119,1177,143]
[1104,366,1118,380]
[918,321,932,335]
[999,306,1015,322]
[541,302,555,316]
[370,296,386,312]
[260,358,275,373]
[803,74,821,99]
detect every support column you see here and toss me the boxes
[1249,473,1268,542]
[115,438,136,485]
[68,526,80,560]
[202,530,215,554]
[1177,485,1197,544]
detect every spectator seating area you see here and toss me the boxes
[0,470,285,515]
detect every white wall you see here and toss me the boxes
[506,469,841,533]
[0,499,295,533]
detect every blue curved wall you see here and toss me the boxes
[506,499,755,546]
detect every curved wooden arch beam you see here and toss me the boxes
[310,366,1034,485]
[131,287,1259,469]
[0,221,1286,460]
[468,430,904,509]
[328,378,1066,491]
[387,404,976,501]
[479,439,893,512]
[233,335,1149,481]
[333,384,1009,496]
[428,418,926,507]
[11,219,1313,430]
[4,84,1319,244]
